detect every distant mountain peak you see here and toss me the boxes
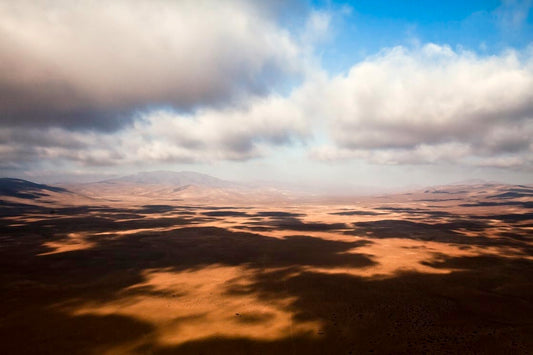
[449,178,495,186]
[99,170,237,188]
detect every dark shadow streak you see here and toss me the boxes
[158,254,533,354]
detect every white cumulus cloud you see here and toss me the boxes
[0,0,303,130]
[311,44,533,168]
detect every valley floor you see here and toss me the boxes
[0,184,532,354]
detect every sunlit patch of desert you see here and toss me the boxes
[62,265,318,352]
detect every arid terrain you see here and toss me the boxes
[1,174,532,354]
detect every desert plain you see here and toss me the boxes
[0,174,532,354]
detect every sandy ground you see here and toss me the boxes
[0,183,532,354]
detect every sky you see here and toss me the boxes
[1,0,532,189]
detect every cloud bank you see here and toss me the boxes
[0,0,302,130]
[313,44,533,169]
[0,0,532,176]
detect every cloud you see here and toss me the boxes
[127,95,309,163]
[312,44,533,169]
[0,93,310,169]
[2,39,533,173]
[495,0,533,29]
[0,0,303,130]
[301,10,331,46]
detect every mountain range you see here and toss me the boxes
[96,171,238,188]
[1,171,532,206]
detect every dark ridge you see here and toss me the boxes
[343,219,532,251]
[460,201,533,208]
[425,190,468,194]
[350,219,490,237]
[254,211,304,218]
[265,217,349,232]
[202,211,250,217]
[488,192,533,199]
[377,207,453,217]
[507,188,533,194]
[416,198,462,202]
[330,210,385,216]
[201,206,251,210]
[0,178,68,199]
[233,225,275,232]
[136,205,177,214]
[477,213,533,223]
[0,200,51,217]
[421,253,533,270]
